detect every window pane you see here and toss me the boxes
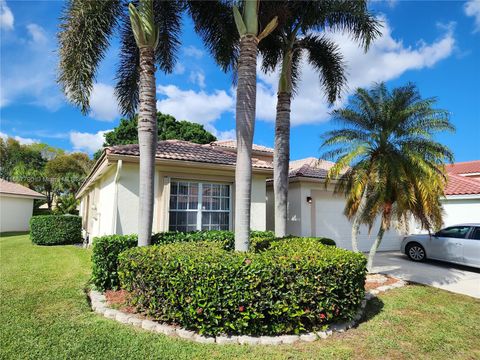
[179,182,188,195]
[170,195,177,210]
[471,227,480,240]
[221,185,229,197]
[177,195,188,209]
[437,226,471,239]
[221,198,229,211]
[211,197,220,210]
[171,182,178,195]
[212,184,220,196]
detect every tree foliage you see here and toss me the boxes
[322,82,454,270]
[93,112,217,159]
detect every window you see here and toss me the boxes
[169,181,231,232]
[469,227,480,240]
[436,226,471,239]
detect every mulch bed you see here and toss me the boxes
[365,274,399,291]
[105,290,136,314]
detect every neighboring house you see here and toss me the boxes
[266,158,407,251]
[77,140,273,243]
[0,179,45,232]
[440,161,480,226]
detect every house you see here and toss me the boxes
[440,160,480,226]
[0,179,45,232]
[77,140,273,243]
[266,158,407,251]
[77,140,480,251]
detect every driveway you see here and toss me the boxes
[371,252,480,298]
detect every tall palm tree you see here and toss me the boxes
[232,0,277,251]
[260,0,381,237]
[322,82,454,270]
[58,0,234,246]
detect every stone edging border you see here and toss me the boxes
[89,278,406,345]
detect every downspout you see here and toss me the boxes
[112,159,123,234]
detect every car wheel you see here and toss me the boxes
[406,243,426,262]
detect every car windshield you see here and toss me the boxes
[436,226,471,239]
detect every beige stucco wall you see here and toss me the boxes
[0,195,34,232]
[81,160,269,241]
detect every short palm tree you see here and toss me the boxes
[259,0,381,237]
[58,0,235,246]
[322,82,454,270]
[232,0,277,251]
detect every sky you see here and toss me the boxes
[1,0,479,162]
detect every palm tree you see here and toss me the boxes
[232,0,277,251]
[322,82,454,270]
[58,0,235,246]
[259,0,381,237]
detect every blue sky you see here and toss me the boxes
[1,0,479,162]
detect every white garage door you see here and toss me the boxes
[313,192,404,252]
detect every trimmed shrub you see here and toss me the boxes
[30,215,82,245]
[91,235,138,291]
[118,238,366,336]
[91,230,275,291]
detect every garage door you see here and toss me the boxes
[313,192,404,252]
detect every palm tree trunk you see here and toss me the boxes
[234,34,258,252]
[351,185,369,252]
[367,222,385,271]
[274,91,291,238]
[137,47,157,247]
[273,47,293,238]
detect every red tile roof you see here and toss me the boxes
[210,140,274,154]
[444,173,480,196]
[0,179,45,198]
[288,157,338,179]
[106,140,273,169]
[446,160,480,175]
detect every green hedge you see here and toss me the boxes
[91,230,276,291]
[30,215,82,245]
[118,239,366,336]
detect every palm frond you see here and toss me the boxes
[58,0,122,114]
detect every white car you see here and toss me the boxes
[401,224,480,268]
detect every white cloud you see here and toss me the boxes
[174,62,186,75]
[26,23,47,44]
[1,23,63,111]
[465,0,480,32]
[0,0,13,30]
[189,70,206,88]
[157,85,234,125]
[0,131,38,145]
[256,17,455,125]
[184,45,204,59]
[205,125,236,141]
[89,83,119,121]
[69,130,111,154]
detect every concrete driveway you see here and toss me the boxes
[371,252,480,298]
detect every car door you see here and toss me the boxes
[429,226,471,263]
[463,227,480,268]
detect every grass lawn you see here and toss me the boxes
[1,233,479,360]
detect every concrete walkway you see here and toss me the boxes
[371,252,480,299]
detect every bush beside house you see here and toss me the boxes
[91,230,277,291]
[118,239,366,336]
[30,215,82,245]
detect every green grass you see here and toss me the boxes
[1,233,479,360]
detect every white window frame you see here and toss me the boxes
[169,180,232,231]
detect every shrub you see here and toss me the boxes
[91,234,138,291]
[118,238,366,336]
[30,215,82,245]
[91,230,275,291]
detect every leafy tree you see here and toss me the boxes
[0,138,46,180]
[93,112,217,159]
[322,82,454,270]
[232,0,277,251]
[54,194,80,215]
[45,153,93,196]
[259,0,381,237]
